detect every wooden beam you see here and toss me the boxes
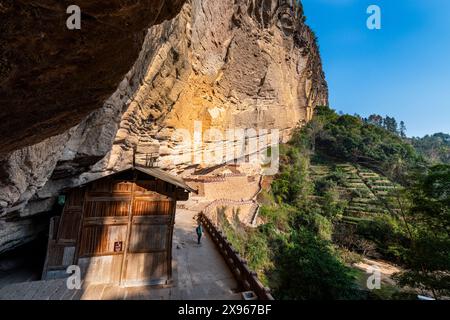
[119,172,137,285]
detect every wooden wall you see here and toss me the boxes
[79,175,177,286]
[45,171,182,286]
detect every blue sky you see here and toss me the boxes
[301,0,450,137]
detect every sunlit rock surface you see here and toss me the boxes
[0,0,328,252]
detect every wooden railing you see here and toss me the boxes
[199,212,274,300]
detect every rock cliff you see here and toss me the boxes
[0,0,328,253]
[0,0,187,153]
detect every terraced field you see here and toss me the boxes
[310,164,332,180]
[310,162,399,219]
[355,166,401,214]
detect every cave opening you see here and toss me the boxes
[0,230,48,288]
[0,201,64,289]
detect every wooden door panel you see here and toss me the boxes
[66,188,84,207]
[122,252,168,285]
[75,178,176,285]
[128,224,167,253]
[84,200,129,217]
[79,255,123,284]
[79,225,127,257]
[133,200,174,216]
[57,208,82,242]
[83,216,129,226]
[132,215,170,225]
[121,198,175,285]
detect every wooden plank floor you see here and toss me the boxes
[0,209,242,300]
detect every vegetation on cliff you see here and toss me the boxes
[411,133,450,164]
[295,106,423,183]
[220,106,449,300]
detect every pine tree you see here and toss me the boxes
[400,121,407,138]
[367,114,383,127]
[383,116,398,135]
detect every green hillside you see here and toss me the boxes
[216,106,450,300]
[310,162,396,219]
[411,133,450,164]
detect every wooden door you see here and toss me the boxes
[77,180,132,284]
[121,195,175,287]
[43,188,85,280]
[75,178,176,286]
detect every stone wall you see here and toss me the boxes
[203,199,259,227]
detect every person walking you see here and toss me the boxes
[196,221,203,245]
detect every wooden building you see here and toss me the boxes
[42,166,195,287]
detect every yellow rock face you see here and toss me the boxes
[0,1,328,251]
[107,0,328,170]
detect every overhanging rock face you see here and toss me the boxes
[79,0,328,174]
[0,0,187,153]
[0,0,328,253]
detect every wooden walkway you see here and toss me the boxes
[0,209,241,300]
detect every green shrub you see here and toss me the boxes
[356,214,408,262]
[275,227,360,300]
[311,213,333,241]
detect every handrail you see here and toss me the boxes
[199,212,274,300]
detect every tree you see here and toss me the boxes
[367,114,383,127]
[393,164,450,299]
[383,116,398,135]
[272,147,312,204]
[304,107,421,183]
[276,227,360,300]
[410,164,450,233]
[411,133,450,164]
[304,119,324,153]
[399,121,407,138]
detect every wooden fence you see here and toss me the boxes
[199,212,274,300]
